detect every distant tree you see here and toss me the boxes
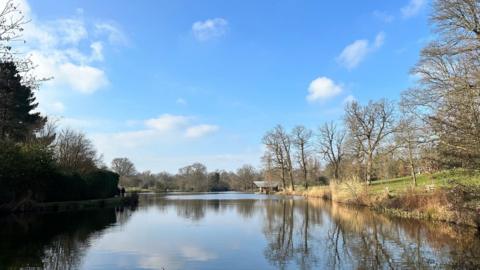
[236,164,257,191]
[291,125,312,188]
[54,128,100,173]
[177,163,208,192]
[111,157,136,177]
[344,99,396,183]
[0,62,46,141]
[207,171,229,191]
[317,122,345,180]
[136,170,156,189]
[155,171,176,191]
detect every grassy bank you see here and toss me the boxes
[279,169,480,227]
[0,194,139,213]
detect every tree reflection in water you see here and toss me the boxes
[0,206,136,270]
[1,195,480,269]
[261,198,480,269]
[143,195,480,269]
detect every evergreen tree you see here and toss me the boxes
[0,61,46,142]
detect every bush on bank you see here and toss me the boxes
[0,141,119,205]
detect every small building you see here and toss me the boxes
[253,181,280,194]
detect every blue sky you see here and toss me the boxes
[20,0,431,173]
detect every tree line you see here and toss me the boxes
[110,158,262,192]
[262,0,480,189]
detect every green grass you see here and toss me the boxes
[368,169,480,195]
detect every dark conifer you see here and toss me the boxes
[0,61,46,141]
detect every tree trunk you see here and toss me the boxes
[408,143,417,186]
[289,169,295,191]
[301,146,308,189]
[366,151,373,184]
[333,164,339,180]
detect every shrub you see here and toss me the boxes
[0,141,120,204]
[83,170,119,199]
[0,141,56,203]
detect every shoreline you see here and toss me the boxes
[278,187,480,229]
[0,195,138,214]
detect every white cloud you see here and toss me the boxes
[59,63,109,94]
[89,41,104,62]
[192,18,228,41]
[145,114,190,132]
[51,101,65,113]
[90,115,222,171]
[374,32,385,48]
[55,19,88,45]
[401,0,426,18]
[185,124,219,138]
[307,77,343,102]
[337,32,386,69]
[92,114,219,151]
[6,0,127,110]
[337,40,369,69]
[95,22,128,46]
[373,10,394,23]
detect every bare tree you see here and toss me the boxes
[275,125,295,190]
[318,122,345,180]
[291,125,312,189]
[263,128,287,189]
[402,0,480,168]
[344,100,396,183]
[177,163,208,192]
[262,125,295,190]
[54,129,100,173]
[111,158,136,177]
[236,164,257,191]
[395,114,428,186]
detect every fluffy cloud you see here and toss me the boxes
[185,124,219,139]
[307,77,343,102]
[90,114,221,171]
[59,63,109,94]
[337,32,385,69]
[145,114,190,132]
[94,114,219,149]
[8,0,126,113]
[401,0,426,18]
[192,18,228,41]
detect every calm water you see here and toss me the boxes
[1,192,480,270]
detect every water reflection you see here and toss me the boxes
[0,193,479,269]
[0,206,135,270]
[261,199,480,269]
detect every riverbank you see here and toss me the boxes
[0,194,139,213]
[279,170,480,228]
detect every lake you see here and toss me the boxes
[1,192,479,269]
